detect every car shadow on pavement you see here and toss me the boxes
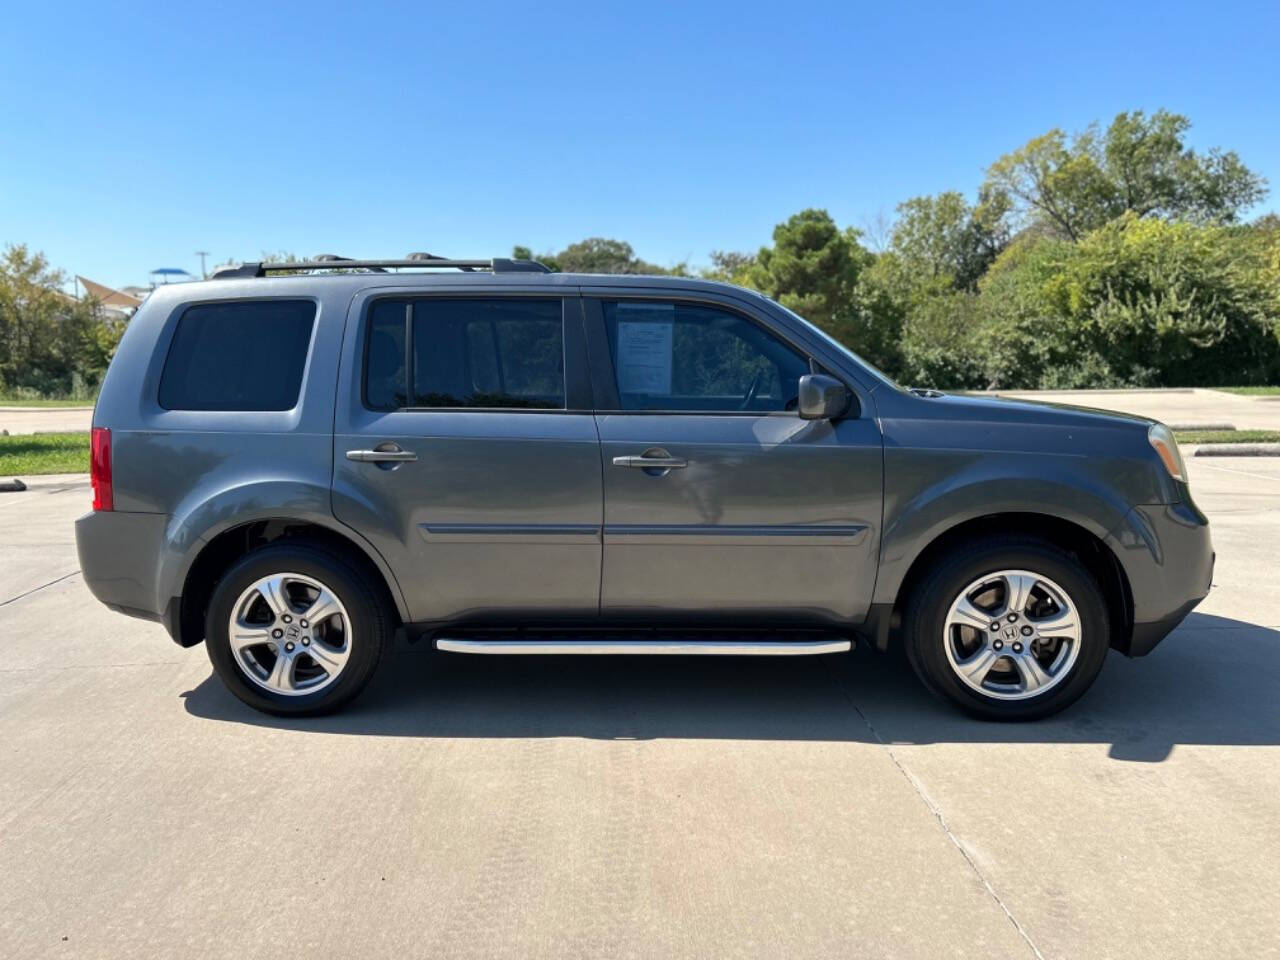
[181,613,1278,762]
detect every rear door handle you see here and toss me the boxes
[346,445,418,463]
[612,455,687,469]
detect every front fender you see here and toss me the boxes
[873,447,1134,607]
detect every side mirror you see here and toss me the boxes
[797,374,851,420]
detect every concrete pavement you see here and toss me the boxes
[0,406,93,435]
[1,460,1278,959]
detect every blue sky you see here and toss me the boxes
[3,0,1278,289]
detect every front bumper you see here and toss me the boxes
[1104,499,1214,656]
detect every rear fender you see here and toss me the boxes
[155,479,410,622]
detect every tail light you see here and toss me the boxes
[90,427,113,511]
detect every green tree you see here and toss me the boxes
[888,189,1010,291]
[1056,216,1279,385]
[743,209,868,330]
[848,191,1010,387]
[510,245,546,268]
[512,238,669,274]
[739,209,908,372]
[856,251,990,388]
[984,110,1267,241]
[0,244,122,397]
[701,250,757,284]
[974,235,1098,388]
[976,217,1280,388]
[1252,215,1280,316]
[897,289,988,389]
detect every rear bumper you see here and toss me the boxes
[75,509,173,630]
[1105,500,1214,657]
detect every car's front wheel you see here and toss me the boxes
[204,542,390,716]
[903,536,1110,720]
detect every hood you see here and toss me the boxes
[893,389,1157,430]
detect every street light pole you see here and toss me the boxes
[195,251,210,279]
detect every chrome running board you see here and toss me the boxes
[435,637,851,656]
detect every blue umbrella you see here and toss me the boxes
[150,268,191,284]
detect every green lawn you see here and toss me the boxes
[1173,429,1280,445]
[0,432,90,476]
[0,397,96,407]
[1212,386,1280,396]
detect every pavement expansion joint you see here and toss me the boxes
[0,569,80,608]
[823,660,1047,960]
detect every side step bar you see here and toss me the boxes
[435,637,851,656]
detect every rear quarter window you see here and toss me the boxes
[158,300,316,411]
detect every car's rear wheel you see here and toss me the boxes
[903,536,1110,720]
[204,542,390,716]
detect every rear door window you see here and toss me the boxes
[364,298,565,410]
[159,300,316,410]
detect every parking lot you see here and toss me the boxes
[2,437,1278,958]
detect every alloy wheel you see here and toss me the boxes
[942,569,1082,701]
[227,572,352,696]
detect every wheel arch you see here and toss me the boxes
[880,512,1134,655]
[169,516,408,648]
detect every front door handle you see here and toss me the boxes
[347,444,418,463]
[612,452,688,470]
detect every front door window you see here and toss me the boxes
[601,300,809,413]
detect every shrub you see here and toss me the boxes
[974,218,1280,388]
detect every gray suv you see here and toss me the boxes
[75,256,1214,720]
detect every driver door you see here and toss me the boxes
[585,295,883,624]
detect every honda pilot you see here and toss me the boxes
[75,256,1214,719]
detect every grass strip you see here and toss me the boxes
[0,432,90,476]
[1174,429,1280,445]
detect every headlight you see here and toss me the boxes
[1148,423,1187,483]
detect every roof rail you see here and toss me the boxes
[210,257,551,279]
[406,251,476,272]
[314,253,386,272]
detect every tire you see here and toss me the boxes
[204,541,391,716]
[902,535,1109,721]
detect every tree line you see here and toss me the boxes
[0,246,122,399]
[518,110,1280,389]
[3,109,1277,398]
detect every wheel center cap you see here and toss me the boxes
[1002,624,1020,642]
[284,623,301,642]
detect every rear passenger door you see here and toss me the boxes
[332,292,602,624]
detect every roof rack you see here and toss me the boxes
[211,255,551,279]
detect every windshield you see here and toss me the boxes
[760,294,904,391]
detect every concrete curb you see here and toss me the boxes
[11,472,90,487]
[1193,443,1280,457]
[1169,422,1236,432]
